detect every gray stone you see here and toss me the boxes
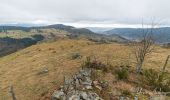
[85,85,93,90]
[69,95,80,100]
[80,92,88,100]
[52,90,65,100]
[82,81,92,86]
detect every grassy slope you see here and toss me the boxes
[0,39,169,100]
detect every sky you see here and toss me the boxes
[0,0,170,28]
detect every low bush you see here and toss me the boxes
[114,66,129,80]
[91,69,104,80]
[141,69,170,92]
[82,56,109,72]
[70,52,82,59]
[121,89,131,96]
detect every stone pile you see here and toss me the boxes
[52,68,103,100]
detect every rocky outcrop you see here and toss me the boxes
[52,68,103,100]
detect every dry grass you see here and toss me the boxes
[0,39,169,100]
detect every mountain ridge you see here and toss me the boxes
[104,27,170,43]
[0,24,128,57]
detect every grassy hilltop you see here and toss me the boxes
[0,39,169,100]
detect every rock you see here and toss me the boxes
[95,85,102,90]
[93,81,102,90]
[85,85,93,90]
[82,81,92,86]
[80,92,88,99]
[95,96,103,100]
[80,68,91,77]
[64,78,72,85]
[93,81,99,85]
[76,73,82,79]
[100,81,109,88]
[75,79,80,88]
[52,90,65,100]
[69,95,80,100]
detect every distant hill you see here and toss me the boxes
[0,24,128,56]
[0,24,128,42]
[104,27,170,43]
[0,34,44,56]
[0,24,97,34]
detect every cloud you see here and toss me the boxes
[0,0,170,27]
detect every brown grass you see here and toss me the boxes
[0,39,169,100]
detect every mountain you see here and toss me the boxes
[0,24,127,42]
[0,24,127,56]
[104,27,170,43]
[38,24,128,43]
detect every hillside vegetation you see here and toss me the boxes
[0,39,169,100]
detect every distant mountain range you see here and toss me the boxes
[0,24,101,37]
[2,24,170,43]
[0,24,128,42]
[102,27,170,43]
[1,24,170,56]
[0,24,127,56]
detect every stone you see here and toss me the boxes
[76,73,82,79]
[95,85,102,90]
[82,81,92,86]
[100,81,109,88]
[52,90,65,100]
[85,85,93,90]
[80,92,88,100]
[69,95,80,100]
[75,79,80,88]
[93,81,102,90]
[95,96,103,100]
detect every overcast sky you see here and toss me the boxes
[0,0,170,27]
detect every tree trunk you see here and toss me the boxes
[136,61,143,73]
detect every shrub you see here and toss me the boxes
[141,69,170,92]
[91,69,104,80]
[70,52,82,59]
[114,66,129,80]
[82,56,108,72]
[121,89,131,96]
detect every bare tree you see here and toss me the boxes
[132,22,156,73]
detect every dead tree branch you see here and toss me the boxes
[162,55,170,72]
[9,85,17,100]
